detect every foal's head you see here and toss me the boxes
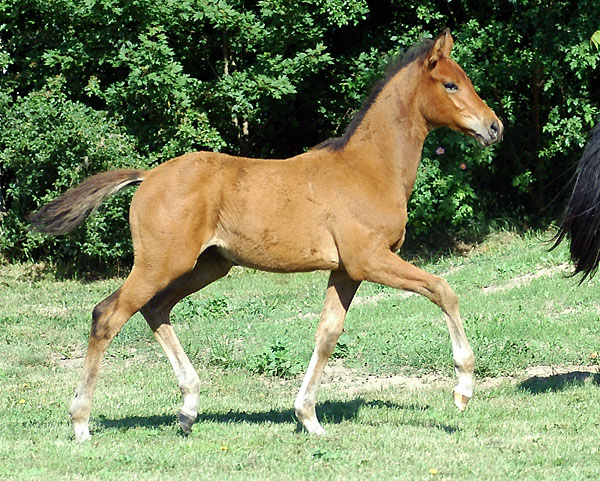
[418,29,503,146]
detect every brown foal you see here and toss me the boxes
[30,30,503,442]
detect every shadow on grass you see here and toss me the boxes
[96,398,458,434]
[96,414,176,431]
[518,371,600,394]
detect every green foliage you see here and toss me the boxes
[331,336,350,359]
[409,135,483,237]
[205,335,239,369]
[591,30,600,50]
[202,295,231,319]
[173,295,231,321]
[0,1,599,270]
[0,0,365,157]
[0,78,150,271]
[251,338,303,379]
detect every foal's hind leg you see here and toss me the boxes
[70,266,174,442]
[295,271,360,434]
[70,253,205,442]
[140,250,232,435]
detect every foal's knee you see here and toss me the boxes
[429,276,458,311]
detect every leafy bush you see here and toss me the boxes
[0,78,149,272]
[251,339,303,379]
[0,1,598,271]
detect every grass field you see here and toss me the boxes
[1,230,600,480]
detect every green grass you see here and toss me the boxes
[1,230,600,480]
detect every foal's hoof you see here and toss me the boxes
[453,390,471,412]
[73,424,92,443]
[177,410,196,435]
[310,425,326,436]
[297,415,326,435]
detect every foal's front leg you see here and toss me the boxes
[295,271,360,434]
[346,247,474,411]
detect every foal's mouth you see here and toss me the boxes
[471,124,503,147]
[475,133,496,147]
[463,117,503,147]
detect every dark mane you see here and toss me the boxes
[314,38,434,152]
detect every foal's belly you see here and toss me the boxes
[212,226,341,274]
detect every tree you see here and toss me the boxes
[0,0,599,270]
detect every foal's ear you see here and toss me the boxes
[425,29,454,70]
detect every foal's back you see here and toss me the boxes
[130,149,356,273]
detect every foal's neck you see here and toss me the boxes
[346,63,429,196]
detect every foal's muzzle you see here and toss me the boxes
[475,120,504,147]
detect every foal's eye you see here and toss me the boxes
[444,82,458,92]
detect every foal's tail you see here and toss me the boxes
[28,169,147,235]
[553,121,600,281]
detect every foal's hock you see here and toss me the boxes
[30,30,503,442]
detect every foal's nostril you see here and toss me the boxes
[490,122,499,137]
[488,121,502,141]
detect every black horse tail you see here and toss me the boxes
[553,120,600,281]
